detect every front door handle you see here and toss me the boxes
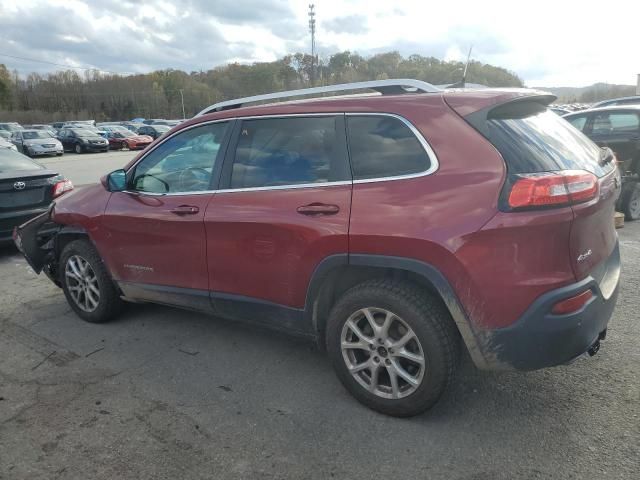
[169,205,200,215]
[296,203,340,216]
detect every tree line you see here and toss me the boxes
[0,51,524,123]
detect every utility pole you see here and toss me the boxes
[308,4,316,86]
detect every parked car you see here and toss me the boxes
[57,128,109,154]
[0,122,24,133]
[28,124,58,136]
[152,119,182,127]
[0,148,72,244]
[564,105,640,219]
[142,118,164,125]
[11,130,63,157]
[550,106,571,116]
[593,95,640,108]
[0,137,18,150]
[0,130,12,141]
[13,80,621,417]
[61,124,107,138]
[137,124,170,139]
[103,126,153,150]
[120,123,146,134]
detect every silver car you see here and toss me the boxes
[0,136,18,151]
[12,129,63,157]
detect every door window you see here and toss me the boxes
[592,112,639,134]
[346,115,432,180]
[228,116,349,189]
[130,122,229,193]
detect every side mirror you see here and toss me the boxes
[106,169,127,192]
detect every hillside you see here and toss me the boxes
[534,83,637,103]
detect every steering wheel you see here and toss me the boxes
[178,167,210,191]
[134,173,170,193]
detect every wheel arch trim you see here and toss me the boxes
[304,253,490,369]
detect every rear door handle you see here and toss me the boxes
[169,205,200,215]
[296,203,340,216]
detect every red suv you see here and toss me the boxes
[14,80,621,417]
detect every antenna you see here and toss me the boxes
[461,45,473,86]
[446,45,473,89]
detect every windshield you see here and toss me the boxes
[0,149,42,172]
[72,129,98,137]
[22,131,51,140]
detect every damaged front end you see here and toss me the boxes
[12,203,64,287]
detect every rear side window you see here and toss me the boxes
[346,115,431,180]
[486,104,610,177]
[230,116,349,189]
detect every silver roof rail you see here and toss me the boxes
[195,78,441,116]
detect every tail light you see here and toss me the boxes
[507,170,598,210]
[52,179,73,198]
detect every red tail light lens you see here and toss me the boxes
[507,170,598,210]
[52,179,73,198]
[551,289,593,315]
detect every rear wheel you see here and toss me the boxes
[60,240,123,323]
[620,182,640,221]
[120,141,128,150]
[326,279,459,417]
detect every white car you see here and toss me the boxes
[0,137,18,151]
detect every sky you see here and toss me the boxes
[0,0,638,87]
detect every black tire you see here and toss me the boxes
[74,143,83,154]
[620,182,640,221]
[120,141,128,150]
[23,147,32,157]
[59,239,123,323]
[56,153,63,157]
[326,279,460,417]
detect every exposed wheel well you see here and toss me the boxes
[310,265,455,348]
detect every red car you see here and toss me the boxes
[14,79,621,417]
[105,127,153,150]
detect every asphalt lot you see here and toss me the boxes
[0,158,639,479]
[38,150,138,186]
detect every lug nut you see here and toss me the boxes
[385,359,391,365]
[373,357,379,363]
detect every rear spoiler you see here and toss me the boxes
[444,89,557,138]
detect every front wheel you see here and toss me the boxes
[74,144,83,154]
[326,279,460,417]
[60,240,123,323]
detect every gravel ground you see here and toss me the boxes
[0,217,638,479]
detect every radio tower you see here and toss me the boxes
[308,4,316,86]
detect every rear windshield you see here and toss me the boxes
[0,149,42,172]
[486,103,612,177]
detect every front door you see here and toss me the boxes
[100,121,231,309]
[205,115,352,333]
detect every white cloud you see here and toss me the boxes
[0,0,638,86]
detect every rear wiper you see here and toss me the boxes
[599,147,615,166]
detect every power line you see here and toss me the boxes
[0,52,134,76]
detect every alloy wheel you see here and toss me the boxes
[341,307,425,399]
[65,255,100,312]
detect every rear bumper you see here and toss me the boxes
[482,240,620,371]
[0,207,49,244]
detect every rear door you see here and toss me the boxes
[588,110,640,163]
[205,115,352,332]
[101,121,231,308]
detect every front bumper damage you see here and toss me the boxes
[13,205,63,285]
